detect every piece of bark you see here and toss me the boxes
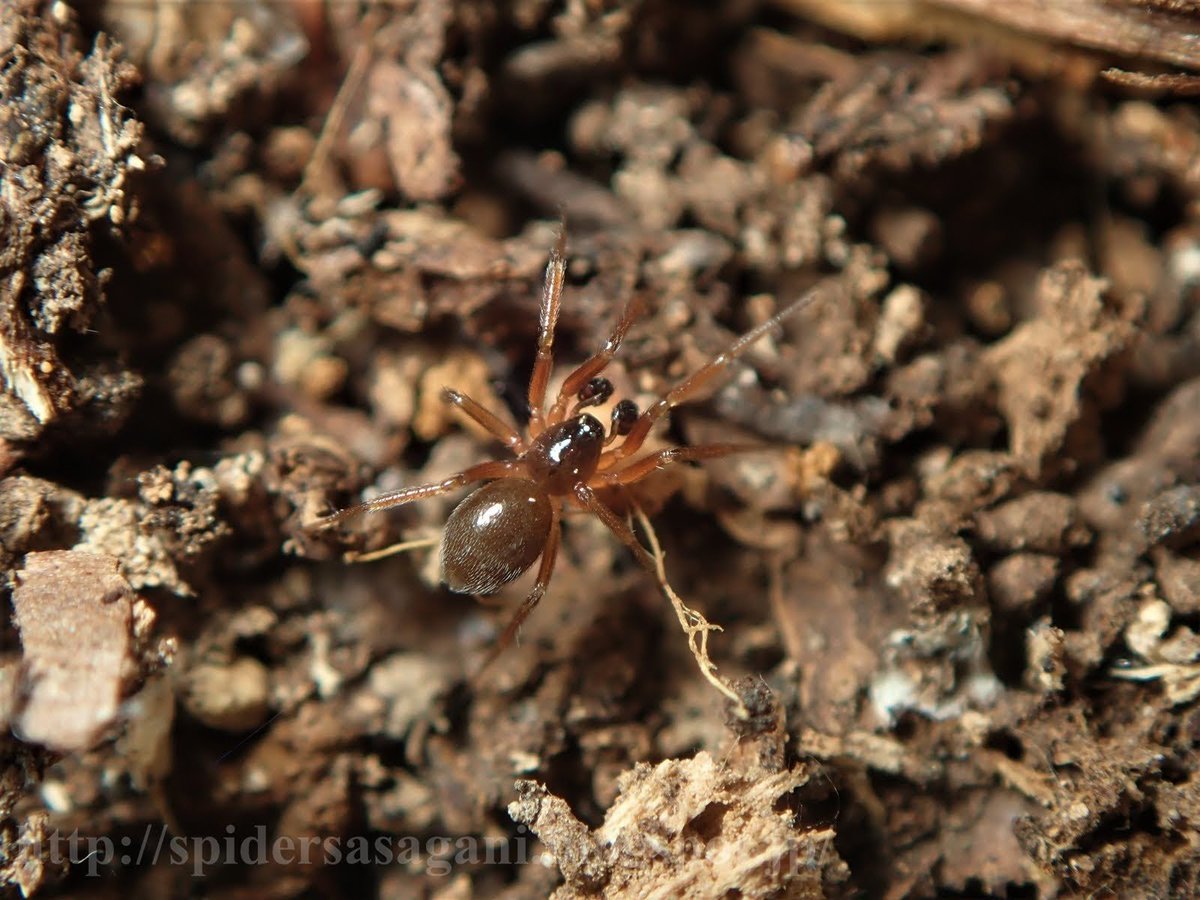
[11,551,133,751]
[512,752,847,899]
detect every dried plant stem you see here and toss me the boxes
[344,535,438,564]
[631,501,748,718]
[300,12,379,200]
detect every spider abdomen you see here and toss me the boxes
[440,478,553,595]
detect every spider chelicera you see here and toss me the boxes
[314,227,823,670]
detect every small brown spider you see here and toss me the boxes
[315,227,823,670]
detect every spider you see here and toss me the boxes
[314,227,824,671]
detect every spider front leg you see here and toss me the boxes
[527,226,568,435]
[545,295,642,427]
[473,504,561,677]
[592,443,764,484]
[605,283,828,464]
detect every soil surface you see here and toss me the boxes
[2,0,1200,897]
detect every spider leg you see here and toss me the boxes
[545,295,642,427]
[313,459,520,528]
[473,504,561,677]
[572,483,663,580]
[441,388,525,453]
[527,224,568,435]
[605,282,828,463]
[592,443,765,484]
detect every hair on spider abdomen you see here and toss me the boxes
[312,223,828,674]
[440,478,552,595]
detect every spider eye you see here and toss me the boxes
[611,399,638,435]
[577,377,614,407]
